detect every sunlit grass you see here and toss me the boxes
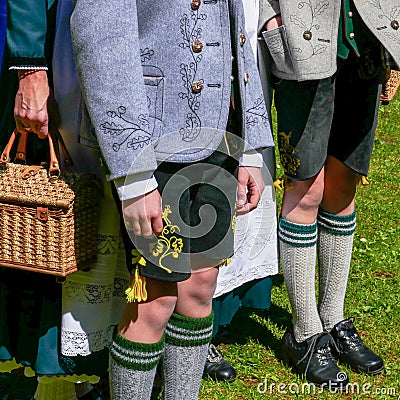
[199,94,400,399]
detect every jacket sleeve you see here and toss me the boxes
[7,0,48,68]
[70,0,157,181]
[258,0,281,34]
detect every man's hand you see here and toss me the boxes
[123,189,163,238]
[236,166,265,215]
[14,70,50,138]
[265,15,282,31]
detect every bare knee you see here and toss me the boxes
[176,267,219,317]
[119,279,178,341]
[140,295,177,328]
[322,157,360,213]
[282,172,325,222]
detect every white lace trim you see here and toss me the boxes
[61,326,115,357]
[9,66,48,70]
[214,187,279,298]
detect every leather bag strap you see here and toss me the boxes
[0,129,62,179]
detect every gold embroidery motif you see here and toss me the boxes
[231,213,237,232]
[149,205,183,273]
[131,248,147,267]
[278,131,301,176]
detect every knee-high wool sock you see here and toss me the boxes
[163,312,213,400]
[317,208,356,331]
[278,217,323,343]
[109,333,164,400]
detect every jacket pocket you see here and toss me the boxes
[262,25,296,78]
[143,65,165,140]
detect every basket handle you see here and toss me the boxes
[15,131,28,163]
[0,130,63,179]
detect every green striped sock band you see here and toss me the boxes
[165,312,213,347]
[317,209,356,236]
[110,332,165,371]
[278,217,317,247]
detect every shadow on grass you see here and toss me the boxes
[213,275,292,360]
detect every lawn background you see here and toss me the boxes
[198,94,400,399]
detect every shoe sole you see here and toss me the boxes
[281,348,349,392]
[349,364,385,376]
[337,356,385,375]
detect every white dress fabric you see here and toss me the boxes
[214,0,279,298]
[52,0,129,362]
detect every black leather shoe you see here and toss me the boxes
[281,327,349,390]
[202,344,236,382]
[330,318,384,375]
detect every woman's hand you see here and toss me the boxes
[236,166,265,215]
[14,69,50,138]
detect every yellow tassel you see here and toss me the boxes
[273,178,284,190]
[361,176,370,186]
[274,176,289,191]
[125,267,148,303]
[220,258,232,267]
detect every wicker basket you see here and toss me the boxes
[0,131,102,276]
[380,69,400,104]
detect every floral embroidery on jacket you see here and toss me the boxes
[290,0,331,60]
[178,10,207,142]
[246,97,269,128]
[100,106,151,152]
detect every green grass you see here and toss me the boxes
[199,95,400,399]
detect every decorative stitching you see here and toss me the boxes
[365,0,400,42]
[246,97,269,128]
[100,106,151,152]
[140,47,155,63]
[290,0,330,60]
[97,234,119,255]
[278,131,301,176]
[178,10,207,141]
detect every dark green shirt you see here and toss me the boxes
[337,0,359,59]
[6,0,57,67]
[337,0,378,59]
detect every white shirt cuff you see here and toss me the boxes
[239,149,264,168]
[113,171,158,200]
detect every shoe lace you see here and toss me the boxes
[207,344,223,363]
[297,334,338,375]
[342,318,364,350]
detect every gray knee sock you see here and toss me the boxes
[109,332,164,400]
[279,217,323,342]
[163,312,213,400]
[317,209,356,331]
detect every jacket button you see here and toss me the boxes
[303,30,312,40]
[191,0,201,10]
[244,73,249,85]
[240,34,246,46]
[349,32,355,39]
[391,20,399,30]
[348,11,353,17]
[192,40,204,53]
[192,81,204,93]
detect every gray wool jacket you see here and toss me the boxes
[258,0,400,81]
[70,0,274,181]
